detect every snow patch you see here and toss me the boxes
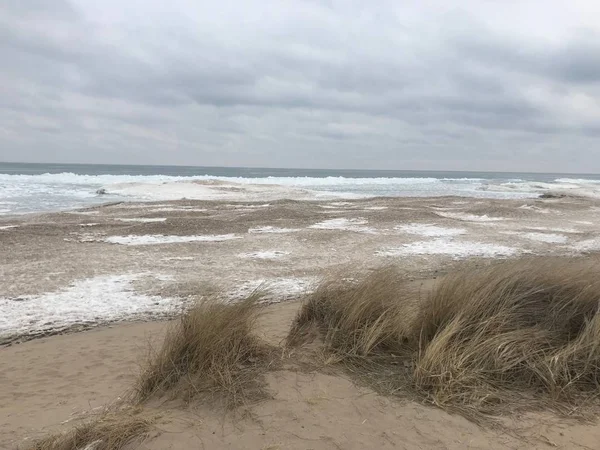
[574,238,600,252]
[228,277,315,302]
[525,226,579,233]
[104,234,242,245]
[162,256,195,261]
[519,205,550,213]
[226,204,271,209]
[436,212,505,222]
[116,218,167,223]
[329,202,353,206]
[248,226,301,234]
[0,225,18,230]
[521,232,568,244]
[149,207,207,212]
[0,274,178,340]
[395,223,466,237]
[377,239,518,259]
[309,218,376,233]
[79,223,100,227]
[238,250,290,260]
[67,210,99,216]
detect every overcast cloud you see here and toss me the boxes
[1,0,599,172]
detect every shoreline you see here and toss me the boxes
[2,194,600,345]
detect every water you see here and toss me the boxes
[2,162,600,215]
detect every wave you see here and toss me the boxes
[554,178,600,184]
[0,172,491,187]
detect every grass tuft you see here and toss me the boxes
[134,295,274,408]
[288,259,600,422]
[26,407,155,450]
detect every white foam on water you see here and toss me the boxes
[436,212,505,222]
[6,171,600,216]
[0,274,178,339]
[104,234,242,245]
[377,239,518,259]
[116,218,167,223]
[238,250,290,260]
[248,226,301,234]
[395,223,466,237]
[309,218,376,233]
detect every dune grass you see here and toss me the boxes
[134,295,275,408]
[27,407,155,450]
[288,259,600,421]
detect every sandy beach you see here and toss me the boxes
[2,191,600,449]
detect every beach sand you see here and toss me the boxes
[2,194,600,448]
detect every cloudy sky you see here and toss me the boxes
[1,0,599,172]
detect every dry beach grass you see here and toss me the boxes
[134,295,276,408]
[26,407,156,450]
[288,258,600,423]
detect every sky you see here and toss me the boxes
[1,0,600,172]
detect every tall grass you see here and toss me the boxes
[135,295,274,408]
[288,259,600,421]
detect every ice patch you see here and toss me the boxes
[436,212,505,222]
[104,234,242,245]
[238,250,290,260]
[309,218,376,233]
[228,277,315,302]
[248,226,301,234]
[377,239,518,259]
[116,218,167,223]
[395,223,466,237]
[0,274,178,341]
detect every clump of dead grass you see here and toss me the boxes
[288,259,600,421]
[26,407,155,450]
[135,295,274,408]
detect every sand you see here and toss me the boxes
[2,301,600,450]
[3,194,600,448]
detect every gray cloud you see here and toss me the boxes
[1,0,599,172]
